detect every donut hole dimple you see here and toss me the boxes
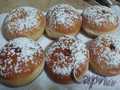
[110,44,115,50]
[14,47,21,53]
[63,48,71,56]
[102,10,106,14]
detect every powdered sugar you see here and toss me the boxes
[95,33,120,66]
[46,4,81,31]
[9,37,41,60]
[0,6,120,89]
[4,7,40,32]
[0,37,43,77]
[70,40,88,68]
[46,36,88,75]
[83,5,118,26]
[102,47,120,66]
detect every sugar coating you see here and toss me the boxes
[46,4,81,31]
[0,37,43,77]
[95,34,120,66]
[83,5,118,26]
[4,7,40,32]
[46,36,88,75]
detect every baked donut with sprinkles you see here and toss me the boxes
[45,4,82,39]
[82,5,119,37]
[0,37,45,86]
[88,33,120,76]
[45,36,89,84]
[2,6,46,41]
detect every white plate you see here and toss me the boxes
[0,6,120,90]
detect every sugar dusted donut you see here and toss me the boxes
[0,37,45,86]
[46,4,82,39]
[88,33,120,76]
[82,5,119,36]
[45,36,89,84]
[2,6,46,41]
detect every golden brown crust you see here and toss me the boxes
[45,4,82,39]
[88,34,120,76]
[82,17,118,36]
[0,37,45,86]
[45,36,89,84]
[2,6,46,41]
[45,63,74,84]
[73,60,89,82]
[45,48,74,84]
[82,5,119,36]
[1,58,44,87]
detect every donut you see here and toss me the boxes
[82,5,119,37]
[45,36,89,84]
[45,4,82,39]
[0,37,45,86]
[2,6,46,41]
[88,33,120,76]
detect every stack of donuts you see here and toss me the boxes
[0,4,120,87]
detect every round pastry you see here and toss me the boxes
[82,5,119,37]
[45,4,82,39]
[45,36,89,84]
[88,33,120,76]
[2,6,46,41]
[0,37,45,86]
